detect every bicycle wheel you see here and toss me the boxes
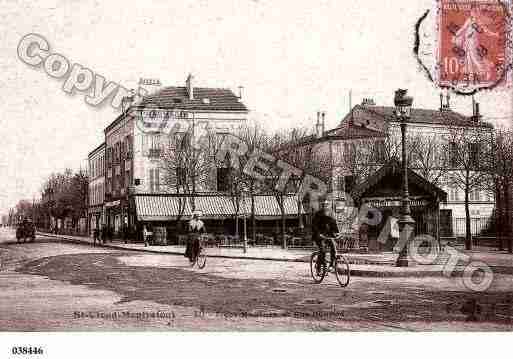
[334,254,350,287]
[310,252,326,284]
[196,249,206,269]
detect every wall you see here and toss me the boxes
[131,110,247,195]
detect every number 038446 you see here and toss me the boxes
[11,347,44,355]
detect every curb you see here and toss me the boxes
[37,232,305,262]
[37,232,466,278]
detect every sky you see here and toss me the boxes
[1,0,512,215]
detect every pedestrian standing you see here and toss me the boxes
[143,225,153,247]
[93,227,99,246]
[101,225,108,244]
[186,211,206,263]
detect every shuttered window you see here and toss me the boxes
[149,168,160,193]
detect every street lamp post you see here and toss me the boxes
[394,89,415,267]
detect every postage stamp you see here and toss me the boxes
[4,0,513,355]
[436,0,512,92]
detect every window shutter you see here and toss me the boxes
[155,169,160,192]
[149,169,154,193]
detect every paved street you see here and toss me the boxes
[1,227,512,331]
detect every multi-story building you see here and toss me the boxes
[88,142,106,234]
[103,74,249,236]
[296,95,495,240]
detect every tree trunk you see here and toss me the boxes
[235,199,239,239]
[279,196,286,249]
[465,179,472,250]
[251,190,256,243]
[281,212,286,249]
[298,198,303,231]
[505,181,512,254]
[496,179,503,251]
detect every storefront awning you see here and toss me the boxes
[135,196,192,221]
[242,195,300,219]
[134,194,301,221]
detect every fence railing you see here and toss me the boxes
[451,217,492,237]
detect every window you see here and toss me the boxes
[449,142,458,167]
[149,168,160,193]
[126,136,133,158]
[176,167,186,186]
[120,166,125,189]
[148,135,161,157]
[469,189,481,202]
[468,143,480,168]
[336,176,345,192]
[344,176,355,194]
[126,169,131,188]
[289,174,301,191]
[449,186,460,201]
[217,167,231,192]
[373,141,386,163]
[117,143,120,162]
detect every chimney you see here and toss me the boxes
[138,78,162,97]
[186,73,194,100]
[238,86,244,100]
[474,102,481,122]
[316,111,322,138]
[361,98,375,107]
[446,92,451,109]
[321,112,326,135]
[439,92,444,111]
[121,89,136,113]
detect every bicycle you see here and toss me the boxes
[190,235,207,269]
[310,235,350,287]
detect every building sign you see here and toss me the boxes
[365,199,428,208]
[105,200,121,208]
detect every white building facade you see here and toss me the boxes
[306,96,495,238]
[102,75,249,236]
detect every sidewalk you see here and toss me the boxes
[37,232,395,264]
[37,232,512,277]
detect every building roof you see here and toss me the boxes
[139,87,248,112]
[351,160,447,203]
[323,123,387,140]
[88,142,106,158]
[340,104,493,129]
[105,86,248,134]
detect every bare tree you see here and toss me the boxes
[409,132,451,187]
[267,127,332,247]
[160,126,219,230]
[488,129,513,253]
[38,168,88,232]
[445,128,493,250]
[227,122,270,240]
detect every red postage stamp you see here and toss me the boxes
[437,0,512,91]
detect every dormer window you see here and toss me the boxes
[173,98,182,104]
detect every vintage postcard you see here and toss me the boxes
[1,0,513,357]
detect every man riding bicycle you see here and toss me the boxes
[312,199,339,270]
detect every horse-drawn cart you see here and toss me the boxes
[16,220,36,243]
